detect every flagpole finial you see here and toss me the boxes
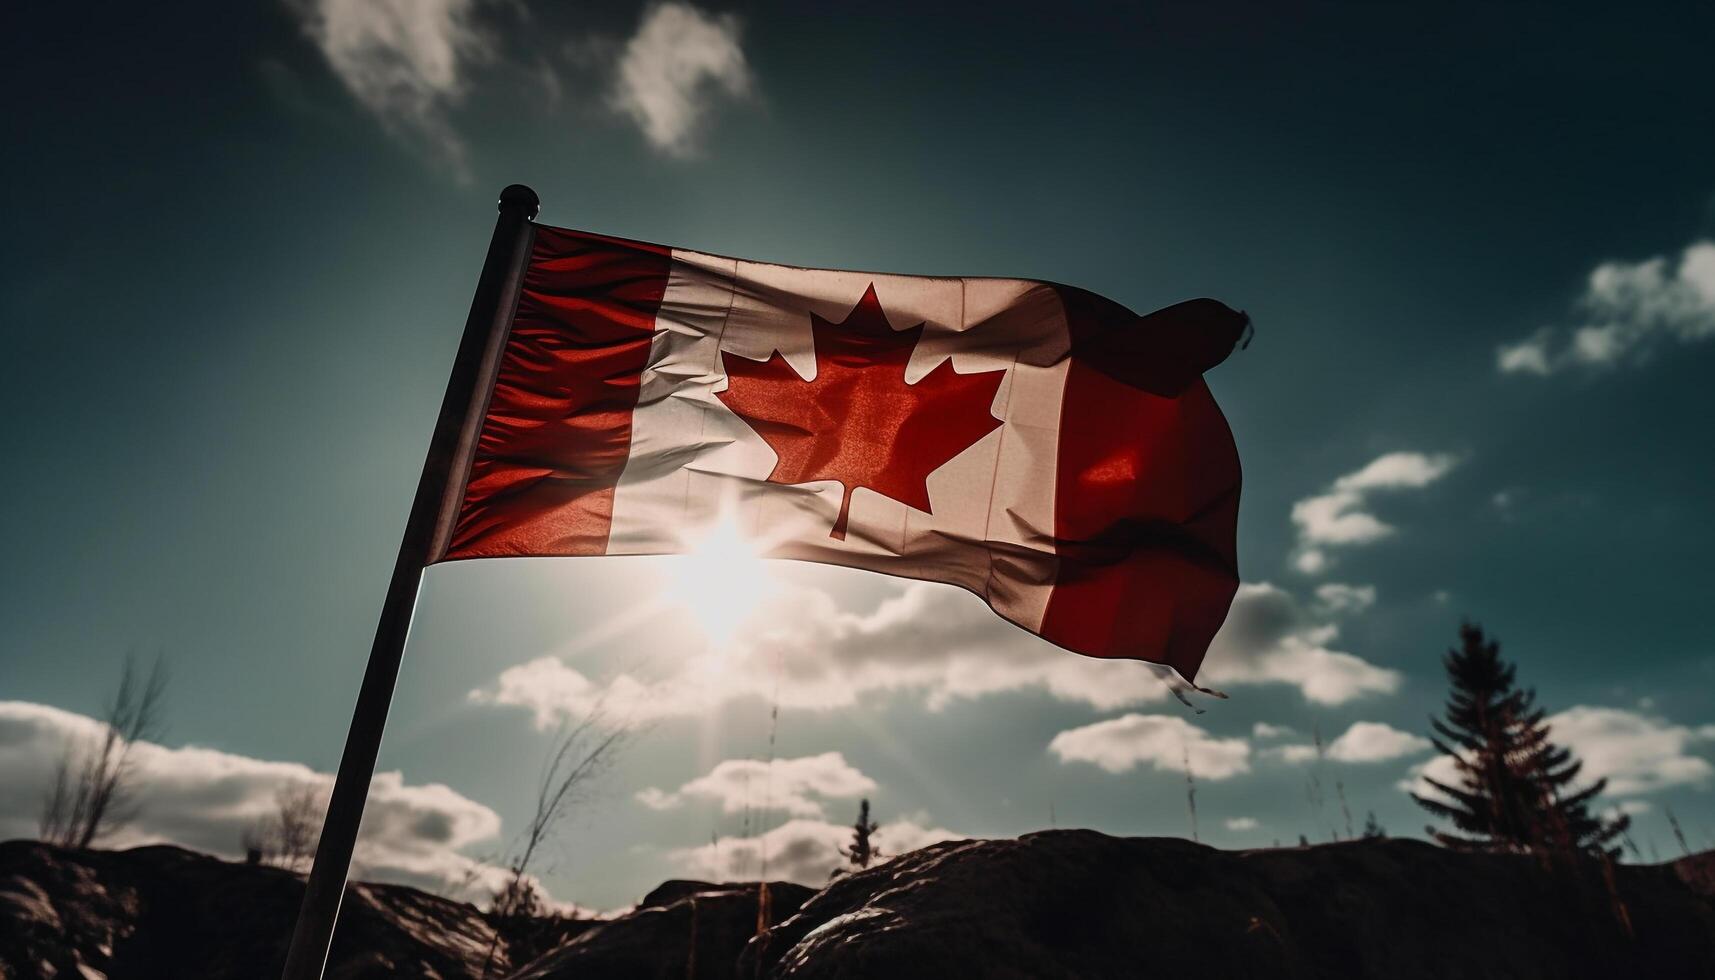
[499,184,540,220]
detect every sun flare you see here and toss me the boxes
[662,515,780,646]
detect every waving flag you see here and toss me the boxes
[282,192,1249,980]
[439,225,1245,680]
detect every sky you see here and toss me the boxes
[3,0,1714,912]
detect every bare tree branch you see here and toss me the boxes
[481,703,635,978]
[242,783,325,870]
[39,654,169,849]
[38,754,74,842]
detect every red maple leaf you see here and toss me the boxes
[716,284,1007,540]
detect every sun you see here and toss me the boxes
[661,514,780,646]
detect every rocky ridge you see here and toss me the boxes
[3,832,1713,979]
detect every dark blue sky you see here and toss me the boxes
[3,0,1713,907]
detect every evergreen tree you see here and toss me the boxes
[1412,623,1627,856]
[838,798,882,870]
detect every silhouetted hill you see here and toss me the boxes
[4,832,1713,979]
[0,839,584,978]
[742,831,1715,980]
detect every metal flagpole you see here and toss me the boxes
[280,184,539,980]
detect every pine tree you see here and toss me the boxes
[1412,622,1627,856]
[838,798,882,870]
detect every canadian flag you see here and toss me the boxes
[440,225,1245,681]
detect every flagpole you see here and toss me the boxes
[280,185,539,980]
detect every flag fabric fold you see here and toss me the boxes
[439,224,1245,681]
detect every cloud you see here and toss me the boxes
[668,816,960,885]
[1327,721,1431,762]
[1497,331,1554,376]
[291,0,492,175]
[1261,719,1432,765]
[289,0,757,171]
[1291,452,1457,573]
[1400,706,1713,800]
[636,753,875,819]
[473,573,1400,728]
[1491,489,1520,516]
[609,2,752,156]
[1252,722,1296,739]
[1545,706,1715,795]
[0,701,510,901]
[472,582,1186,727]
[1224,817,1259,831]
[1498,240,1715,374]
[472,655,617,729]
[1198,583,1400,705]
[1270,744,1320,764]
[1048,714,1251,779]
[1334,453,1459,493]
[635,787,679,811]
[1397,753,1445,796]
[1313,583,1376,616]
[1398,753,1455,797]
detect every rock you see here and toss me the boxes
[0,850,139,980]
[1673,848,1715,899]
[4,834,1712,979]
[510,879,813,980]
[638,878,810,911]
[0,840,579,978]
[741,831,1715,980]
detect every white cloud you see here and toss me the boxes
[291,0,491,175]
[635,786,680,811]
[1252,722,1295,739]
[473,575,1397,728]
[1290,452,1457,574]
[1399,706,1714,800]
[472,655,615,729]
[1224,816,1259,831]
[609,2,752,156]
[0,701,510,901]
[667,816,960,885]
[1325,721,1430,763]
[1497,331,1554,375]
[1313,583,1376,616]
[1498,240,1715,375]
[1546,706,1715,796]
[1293,548,1330,575]
[472,582,1185,727]
[636,753,875,819]
[1293,493,1391,547]
[1270,744,1320,764]
[290,0,758,171]
[1258,719,1431,765]
[1333,453,1458,493]
[1048,714,1251,779]
[1398,754,1454,797]
[1199,583,1400,705]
